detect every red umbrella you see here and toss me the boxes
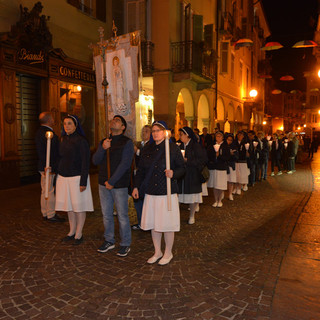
[280,75,294,81]
[272,89,282,94]
[292,40,318,48]
[261,42,283,51]
[234,38,253,48]
[258,74,272,79]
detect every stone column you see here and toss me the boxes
[185,116,194,128]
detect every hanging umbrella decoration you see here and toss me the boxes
[234,38,253,49]
[292,40,318,48]
[258,74,272,79]
[261,42,283,51]
[280,75,294,81]
[271,89,282,94]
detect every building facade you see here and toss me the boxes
[114,0,270,141]
[0,0,112,188]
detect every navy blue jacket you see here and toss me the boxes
[92,134,134,188]
[58,132,90,186]
[134,140,185,195]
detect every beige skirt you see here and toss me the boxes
[227,166,237,183]
[55,175,94,212]
[236,162,250,184]
[141,194,180,232]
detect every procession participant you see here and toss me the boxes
[35,112,64,222]
[270,133,283,176]
[132,121,185,265]
[257,131,269,180]
[247,130,260,187]
[178,126,207,225]
[225,134,238,200]
[55,115,93,245]
[93,115,134,257]
[200,127,213,148]
[287,133,296,174]
[207,131,230,207]
[132,124,152,230]
[234,131,250,194]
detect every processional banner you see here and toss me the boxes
[94,32,140,139]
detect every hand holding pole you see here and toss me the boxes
[165,130,172,211]
[45,131,53,199]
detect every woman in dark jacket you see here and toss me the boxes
[132,121,185,266]
[207,131,230,207]
[234,131,250,195]
[178,126,207,225]
[270,133,283,176]
[55,115,93,245]
[225,134,239,200]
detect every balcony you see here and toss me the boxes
[170,41,216,83]
[219,12,234,38]
[141,40,154,75]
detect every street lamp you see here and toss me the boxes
[249,89,258,98]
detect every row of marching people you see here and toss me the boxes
[37,110,297,266]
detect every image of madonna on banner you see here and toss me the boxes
[94,32,140,139]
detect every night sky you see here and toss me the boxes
[261,0,319,92]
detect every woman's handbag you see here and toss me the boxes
[200,165,210,183]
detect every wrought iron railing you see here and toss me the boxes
[171,41,216,81]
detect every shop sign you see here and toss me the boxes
[17,48,45,65]
[59,66,95,83]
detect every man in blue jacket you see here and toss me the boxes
[93,115,134,257]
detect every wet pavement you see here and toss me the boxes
[0,153,319,320]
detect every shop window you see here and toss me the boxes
[60,82,95,147]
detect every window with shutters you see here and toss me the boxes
[231,53,235,80]
[125,0,146,39]
[239,61,243,87]
[220,42,229,74]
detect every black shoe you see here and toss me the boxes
[47,214,66,222]
[132,224,141,230]
[73,237,83,246]
[97,241,115,253]
[61,234,75,242]
[117,246,130,257]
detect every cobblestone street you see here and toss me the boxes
[1,154,319,320]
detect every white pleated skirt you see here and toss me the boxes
[141,194,180,232]
[202,183,208,196]
[207,170,215,188]
[236,162,250,184]
[227,167,237,183]
[178,192,203,204]
[55,175,94,212]
[207,169,228,190]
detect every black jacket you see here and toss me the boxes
[179,139,207,194]
[235,140,249,163]
[271,139,283,160]
[58,132,90,186]
[35,125,59,173]
[134,140,185,196]
[92,134,134,188]
[227,142,239,170]
[207,141,230,171]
